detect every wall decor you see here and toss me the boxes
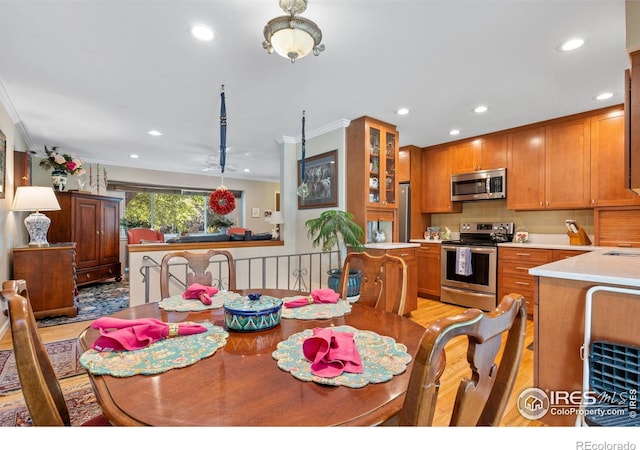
[252,207,260,218]
[0,129,6,198]
[297,149,337,209]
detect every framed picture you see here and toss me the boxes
[251,207,260,218]
[0,129,6,199]
[298,149,338,209]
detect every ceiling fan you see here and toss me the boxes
[201,154,237,173]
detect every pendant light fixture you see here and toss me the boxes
[262,0,325,63]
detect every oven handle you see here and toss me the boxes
[441,285,496,298]
[442,245,496,255]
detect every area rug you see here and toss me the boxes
[0,380,101,426]
[0,338,86,394]
[36,280,130,328]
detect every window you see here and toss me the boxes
[109,181,243,237]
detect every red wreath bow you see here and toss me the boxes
[209,186,236,215]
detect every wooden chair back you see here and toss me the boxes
[398,293,527,426]
[160,249,236,298]
[1,279,72,425]
[338,252,407,315]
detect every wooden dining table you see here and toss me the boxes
[78,288,426,426]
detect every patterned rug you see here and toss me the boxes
[0,380,101,426]
[36,280,130,328]
[0,339,86,394]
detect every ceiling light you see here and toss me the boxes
[473,105,488,113]
[244,168,251,173]
[148,130,163,136]
[449,129,460,136]
[190,25,215,41]
[595,92,614,101]
[396,107,410,116]
[560,38,584,52]
[262,0,325,63]
[130,154,139,159]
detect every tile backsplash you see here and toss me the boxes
[429,199,594,235]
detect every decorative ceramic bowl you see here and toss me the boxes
[223,293,283,332]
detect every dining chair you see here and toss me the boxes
[396,293,527,426]
[338,252,408,315]
[0,279,111,426]
[160,249,236,298]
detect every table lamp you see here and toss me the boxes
[12,186,61,247]
[269,211,284,240]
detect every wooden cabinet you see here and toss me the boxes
[346,117,400,242]
[627,51,640,194]
[498,247,588,316]
[507,116,591,210]
[398,146,412,183]
[420,146,462,214]
[365,246,418,314]
[12,243,77,319]
[451,134,507,174]
[46,192,122,286]
[591,107,640,206]
[595,206,640,247]
[416,243,440,299]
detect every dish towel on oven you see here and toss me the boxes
[456,247,473,276]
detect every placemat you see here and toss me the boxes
[272,325,412,388]
[158,290,241,311]
[79,322,228,377]
[281,298,352,320]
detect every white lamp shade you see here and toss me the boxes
[269,211,285,224]
[271,28,314,60]
[12,186,61,212]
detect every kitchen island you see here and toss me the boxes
[529,248,640,426]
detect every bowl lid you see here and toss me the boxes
[224,293,283,313]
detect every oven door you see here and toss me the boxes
[440,244,497,294]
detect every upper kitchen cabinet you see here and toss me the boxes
[398,146,413,183]
[592,107,640,206]
[508,116,591,210]
[626,51,640,194]
[420,145,462,213]
[451,134,507,174]
[346,116,399,210]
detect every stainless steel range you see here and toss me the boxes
[440,222,514,311]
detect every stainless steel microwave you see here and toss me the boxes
[451,168,506,201]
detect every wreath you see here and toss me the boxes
[209,187,236,215]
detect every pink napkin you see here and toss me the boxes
[302,327,363,377]
[284,288,340,308]
[182,283,219,305]
[91,317,207,352]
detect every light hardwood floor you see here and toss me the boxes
[0,297,541,426]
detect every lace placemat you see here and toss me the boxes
[272,325,412,388]
[79,322,228,377]
[281,298,352,320]
[158,291,241,311]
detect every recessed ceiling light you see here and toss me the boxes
[190,25,215,41]
[595,92,614,101]
[244,168,250,173]
[148,130,163,136]
[396,107,410,116]
[473,105,488,113]
[130,154,139,159]
[560,38,584,52]
[449,129,460,136]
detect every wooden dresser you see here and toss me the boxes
[12,243,78,319]
[45,192,122,286]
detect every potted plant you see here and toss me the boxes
[305,210,365,297]
[210,215,235,233]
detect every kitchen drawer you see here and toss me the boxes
[385,247,416,261]
[498,274,535,316]
[499,247,552,264]
[498,259,544,276]
[418,243,440,255]
[551,250,588,261]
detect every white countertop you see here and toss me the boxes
[364,242,420,250]
[529,248,640,287]
[410,239,445,244]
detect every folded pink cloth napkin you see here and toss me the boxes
[302,327,363,377]
[182,283,219,305]
[284,288,340,308]
[91,317,208,352]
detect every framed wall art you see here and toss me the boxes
[0,129,6,199]
[297,149,338,209]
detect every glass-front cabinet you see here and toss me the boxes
[346,116,400,243]
[367,124,398,208]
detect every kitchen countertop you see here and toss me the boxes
[529,247,640,287]
[364,242,420,250]
[498,242,596,251]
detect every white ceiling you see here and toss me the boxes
[0,0,630,183]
